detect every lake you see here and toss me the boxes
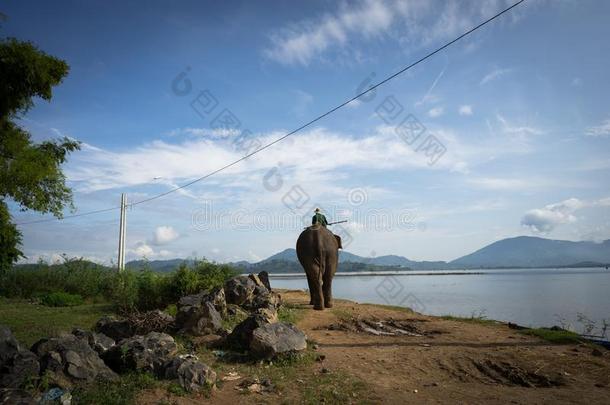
[270,268,610,335]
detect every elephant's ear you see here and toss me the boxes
[334,234,343,249]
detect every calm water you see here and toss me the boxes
[270,268,610,333]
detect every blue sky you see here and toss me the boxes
[4,0,610,264]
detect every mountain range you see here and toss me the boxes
[127,236,610,273]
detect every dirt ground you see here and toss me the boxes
[138,290,610,404]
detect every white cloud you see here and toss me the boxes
[264,1,523,66]
[495,113,544,138]
[586,120,610,137]
[66,126,471,194]
[480,68,512,85]
[167,127,240,138]
[468,177,534,191]
[458,105,473,116]
[428,106,444,118]
[128,241,173,260]
[151,226,179,245]
[131,242,154,258]
[347,99,363,108]
[521,197,610,233]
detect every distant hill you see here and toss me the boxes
[117,236,610,274]
[449,236,610,268]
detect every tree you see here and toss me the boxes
[0,37,80,273]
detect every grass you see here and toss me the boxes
[277,303,306,324]
[300,370,371,405]
[520,328,583,344]
[71,372,159,405]
[193,343,371,404]
[0,298,114,347]
[439,313,498,326]
[40,291,84,307]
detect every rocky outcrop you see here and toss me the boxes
[95,316,134,341]
[102,332,178,375]
[31,334,117,388]
[0,325,40,389]
[71,328,115,355]
[250,323,307,359]
[164,354,216,392]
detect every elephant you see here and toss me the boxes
[296,224,342,310]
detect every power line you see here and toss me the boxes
[16,0,526,226]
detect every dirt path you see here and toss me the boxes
[139,290,610,404]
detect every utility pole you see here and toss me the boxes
[117,193,127,271]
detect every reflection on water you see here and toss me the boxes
[271,268,610,332]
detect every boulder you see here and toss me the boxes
[257,271,272,291]
[164,354,216,392]
[250,323,307,359]
[226,314,272,350]
[71,328,115,355]
[248,274,266,289]
[226,304,249,318]
[255,307,278,324]
[102,332,178,375]
[0,325,40,389]
[224,276,257,306]
[95,316,134,341]
[204,287,227,317]
[248,289,281,310]
[176,301,223,336]
[31,334,117,388]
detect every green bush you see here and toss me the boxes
[1,257,238,313]
[40,291,84,307]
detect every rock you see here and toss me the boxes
[0,388,37,405]
[205,287,228,317]
[226,304,249,318]
[227,314,272,350]
[192,334,224,349]
[247,289,281,311]
[321,367,330,374]
[0,325,40,389]
[250,323,307,359]
[102,332,178,375]
[164,354,216,392]
[248,274,266,289]
[258,271,272,291]
[255,307,278,324]
[71,328,115,355]
[177,301,223,336]
[95,316,134,341]
[176,289,226,336]
[315,354,326,362]
[31,334,117,388]
[224,276,257,306]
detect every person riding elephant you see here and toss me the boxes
[312,207,328,227]
[296,223,342,310]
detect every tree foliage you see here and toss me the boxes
[0,37,80,272]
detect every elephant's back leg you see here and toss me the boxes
[322,256,335,308]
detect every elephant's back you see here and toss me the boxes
[296,225,335,262]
